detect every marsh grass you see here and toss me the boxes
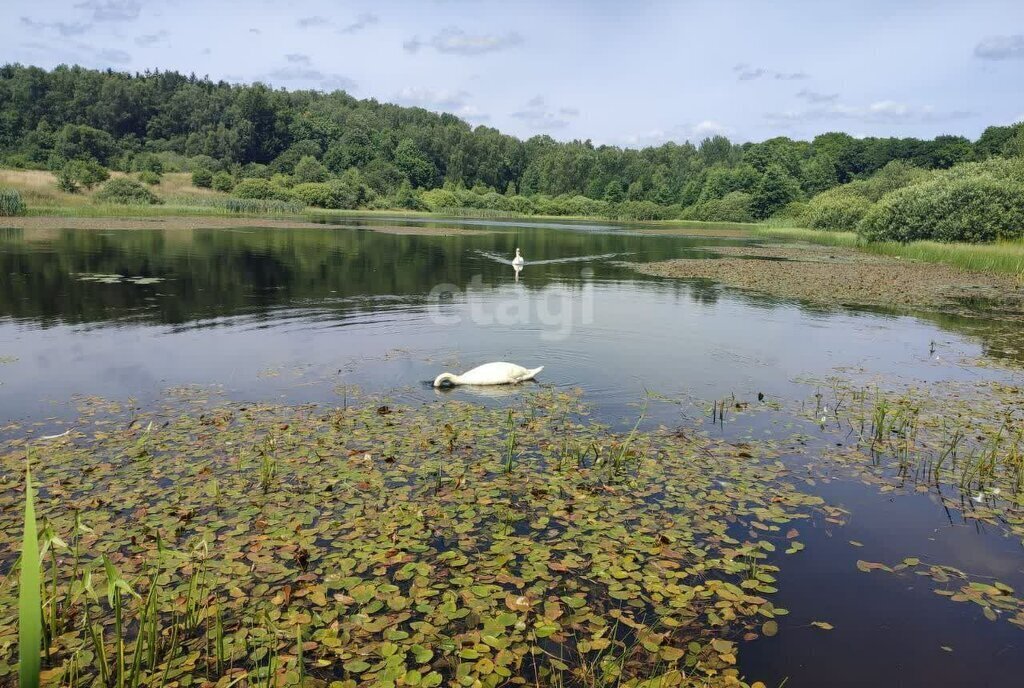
[755,223,1024,278]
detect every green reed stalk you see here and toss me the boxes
[19,462,42,688]
[504,410,517,473]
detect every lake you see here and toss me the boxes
[1,215,1022,687]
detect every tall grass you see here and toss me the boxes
[20,462,41,688]
[1,188,27,216]
[754,223,1024,278]
[163,195,306,215]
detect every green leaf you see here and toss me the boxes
[19,463,41,688]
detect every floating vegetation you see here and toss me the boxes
[790,376,1024,628]
[0,390,828,687]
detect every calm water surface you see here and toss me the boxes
[1,216,1022,686]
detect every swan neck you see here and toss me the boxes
[433,372,460,387]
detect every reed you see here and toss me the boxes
[504,409,517,473]
[19,462,42,688]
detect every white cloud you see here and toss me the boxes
[20,17,92,36]
[796,89,839,103]
[263,65,356,92]
[405,27,523,56]
[135,30,169,46]
[339,13,378,34]
[75,1,141,22]
[297,16,330,29]
[622,120,732,147]
[734,63,809,82]
[510,95,580,130]
[393,87,489,121]
[766,100,974,125]
[974,34,1024,60]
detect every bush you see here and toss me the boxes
[805,189,873,231]
[93,178,163,205]
[191,168,214,188]
[775,200,809,223]
[131,153,164,175]
[232,178,294,201]
[56,159,110,193]
[138,171,161,185]
[420,188,461,211]
[679,192,754,222]
[211,172,235,192]
[0,188,27,216]
[291,180,364,209]
[614,200,673,221]
[859,176,1024,243]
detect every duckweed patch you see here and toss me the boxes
[0,391,827,687]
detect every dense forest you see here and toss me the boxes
[1,63,1023,238]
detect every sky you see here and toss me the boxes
[6,0,1024,147]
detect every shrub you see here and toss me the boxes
[191,168,214,188]
[211,172,235,192]
[805,189,873,231]
[56,159,110,193]
[614,200,673,221]
[93,178,163,205]
[859,176,1024,243]
[291,179,364,209]
[138,171,161,185]
[505,195,537,215]
[131,153,164,175]
[420,188,461,211]
[679,192,754,222]
[0,188,27,216]
[775,200,809,223]
[232,178,293,201]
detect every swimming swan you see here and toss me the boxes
[433,362,543,387]
[512,248,525,266]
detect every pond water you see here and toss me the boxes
[1,216,1022,686]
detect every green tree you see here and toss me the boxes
[57,159,109,193]
[751,164,801,219]
[293,155,329,183]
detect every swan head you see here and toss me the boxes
[433,372,458,388]
[515,248,521,256]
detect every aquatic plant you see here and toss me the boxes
[0,390,818,687]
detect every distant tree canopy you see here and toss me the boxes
[0,63,1021,216]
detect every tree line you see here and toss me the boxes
[1,63,1022,222]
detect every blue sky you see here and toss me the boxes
[6,0,1024,146]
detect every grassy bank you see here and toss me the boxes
[753,224,1024,278]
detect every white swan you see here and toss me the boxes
[511,248,525,266]
[433,362,543,387]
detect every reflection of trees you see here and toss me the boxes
[0,223,729,327]
[3,223,1018,367]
